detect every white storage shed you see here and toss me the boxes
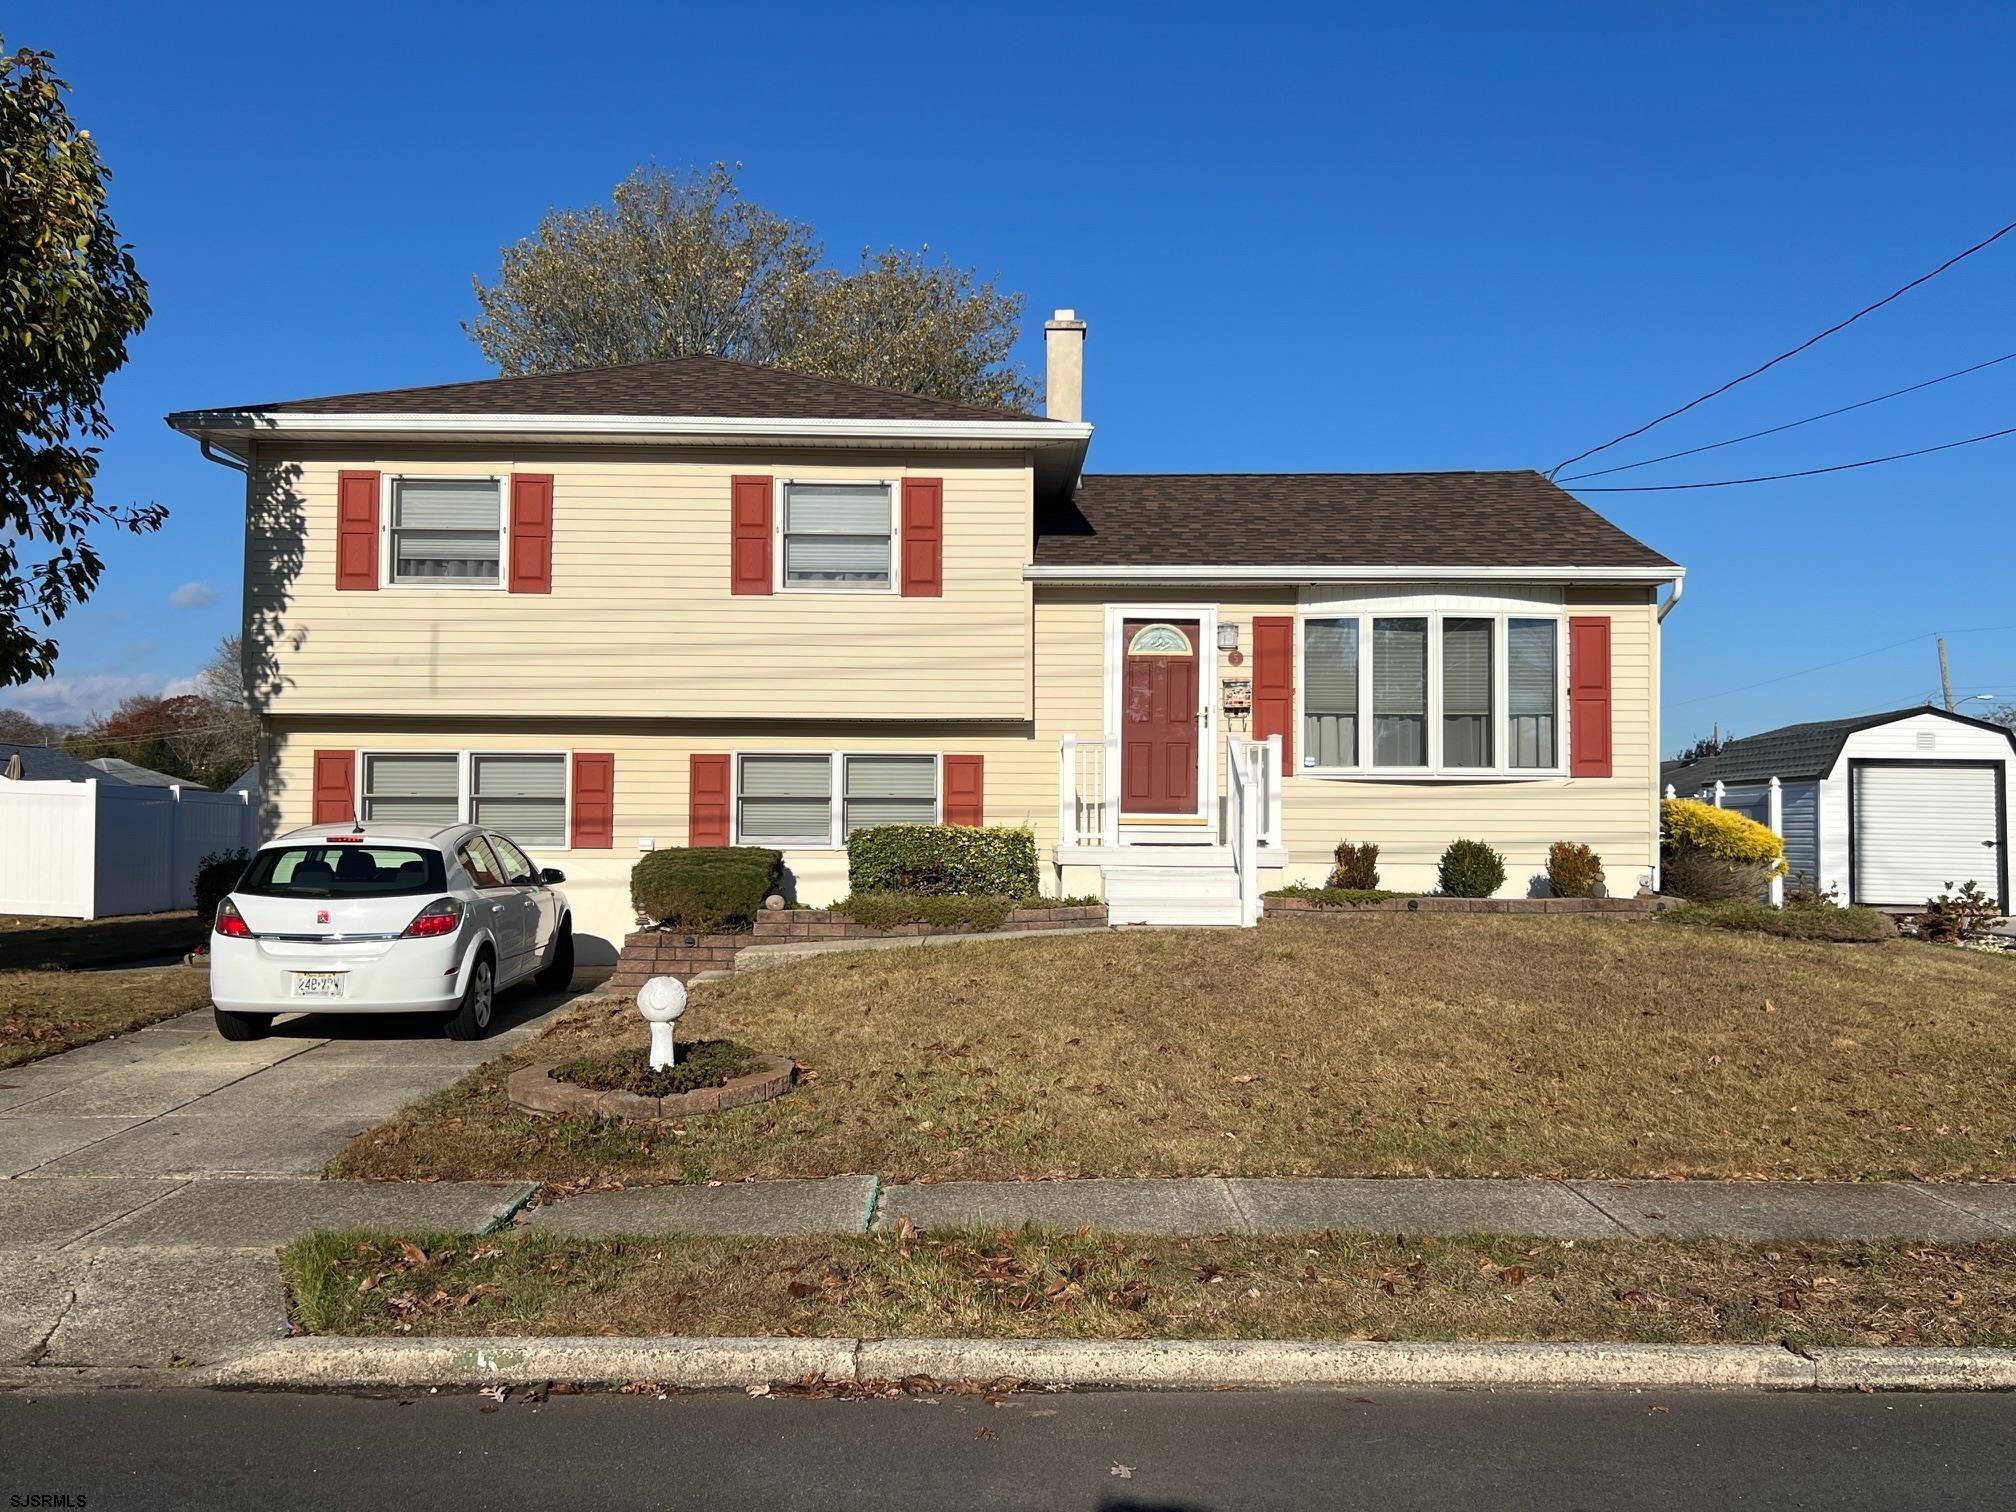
[1664,706,2012,912]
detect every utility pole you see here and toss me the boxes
[1938,636,1955,712]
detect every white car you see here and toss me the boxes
[209,822,574,1042]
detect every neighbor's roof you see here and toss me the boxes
[1032,472,1675,571]
[87,757,203,789]
[227,765,259,795]
[0,743,105,782]
[1664,706,2016,790]
[169,354,1049,426]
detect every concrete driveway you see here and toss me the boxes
[0,971,588,1371]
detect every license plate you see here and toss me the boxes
[291,972,345,1000]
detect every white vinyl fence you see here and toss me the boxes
[0,779,257,919]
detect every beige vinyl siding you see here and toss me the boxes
[259,719,1064,950]
[244,446,1033,722]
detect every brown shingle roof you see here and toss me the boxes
[1034,471,1674,570]
[189,354,1046,424]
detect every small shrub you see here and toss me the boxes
[1917,880,2000,944]
[554,1039,764,1097]
[846,824,1038,898]
[1662,900,1896,943]
[1325,840,1381,891]
[1546,841,1603,899]
[1660,797,1785,903]
[630,848,784,933]
[1266,884,1416,906]
[1783,872,1839,906]
[192,848,249,935]
[834,892,1019,932]
[1437,839,1506,899]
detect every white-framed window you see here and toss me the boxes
[356,750,572,848]
[470,753,567,848]
[733,752,940,847]
[1298,605,1565,778]
[778,480,896,592]
[386,476,506,587]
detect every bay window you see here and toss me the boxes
[1298,607,1563,776]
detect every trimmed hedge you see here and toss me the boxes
[834,892,1021,932]
[846,824,1037,898]
[631,847,784,933]
[1662,900,1897,943]
[1547,841,1604,899]
[1437,839,1506,899]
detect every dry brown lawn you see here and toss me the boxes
[327,915,2016,1186]
[0,964,212,1069]
[281,1225,2016,1349]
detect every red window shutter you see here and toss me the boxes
[942,754,984,826]
[311,750,355,823]
[1251,616,1295,774]
[689,753,731,846]
[730,476,772,595]
[509,474,553,594]
[1568,615,1613,778]
[900,477,943,597]
[335,471,380,590]
[570,753,614,848]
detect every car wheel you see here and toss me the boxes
[444,951,495,1041]
[534,922,575,991]
[213,1005,273,1041]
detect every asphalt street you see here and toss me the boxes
[2,1385,2012,1510]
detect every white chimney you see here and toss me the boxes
[1044,309,1087,422]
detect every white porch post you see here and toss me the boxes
[1767,775,1785,908]
[1101,736,1120,846]
[1263,733,1283,846]
[1058,735,1078,848]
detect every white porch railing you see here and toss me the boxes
[1226,734,1265,925]
[1059,735,1120,847]
[1058,732,1283,853]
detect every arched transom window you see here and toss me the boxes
[1127,622,1194,656]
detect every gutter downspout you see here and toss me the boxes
[1651,574,1684,895]
[199,438,249,474]
[1656,575,1684,622]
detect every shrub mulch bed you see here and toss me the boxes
[752,903,1107,941]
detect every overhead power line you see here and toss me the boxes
[1549,214,2016,478]
[1571,421,2016,492]
[1669,621,2016,708]
[1558,349,2016,482]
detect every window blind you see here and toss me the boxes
[363,753,458,827]
[391,479,502,583]
[471,753,566,848]
[738,754,833,842]
[1372,618,1428,766]
[1441,617,1493,768]
[843,755,937,834]
[783,483,892,585]
[1302,619,1359,767]
[1508,618,1558,768]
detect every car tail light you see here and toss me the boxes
[401,898,463,939]
[214,899,253,939]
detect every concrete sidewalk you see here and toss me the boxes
[515,1173,2016,1243]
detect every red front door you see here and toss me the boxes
[1121,618,1201,815]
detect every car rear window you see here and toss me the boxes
[237,844,447,898]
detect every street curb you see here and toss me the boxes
[191,1336,2016,1394]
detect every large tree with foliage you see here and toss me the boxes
[467,163,1037,411]
[0,42,157,687]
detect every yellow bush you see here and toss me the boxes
[1660,798,1786,873]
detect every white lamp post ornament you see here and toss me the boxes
[636,976,688,1072]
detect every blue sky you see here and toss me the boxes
[6,0,2015,749]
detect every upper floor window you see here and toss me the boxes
[781,482,893,590]
[1300,608,1562,776]
[390,477,503,586]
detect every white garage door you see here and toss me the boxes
[1852,762,2004,908]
